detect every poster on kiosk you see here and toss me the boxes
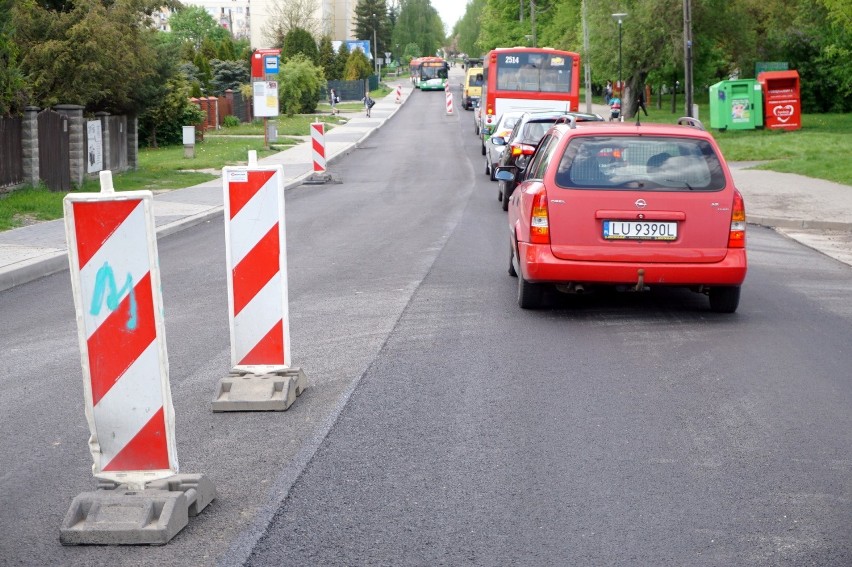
[758,70,802,131]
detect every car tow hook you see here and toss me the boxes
[634,269,646,292]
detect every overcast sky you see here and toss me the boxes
[431,0,467,35]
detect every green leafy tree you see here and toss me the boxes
[317,35,336,80]
[333,42,351,80]
[401,42,421,65]
[13,0,160,113]
[138,74,205,147]
[392,0,445,58]
[0,0,27,115]
[281,27,318,63]
[452,0,486,58]
[168,6,224,50]
[353,0,391,59]
[343,48,373,80]
[277,54,325,115]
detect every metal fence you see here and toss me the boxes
[0,116,24,190]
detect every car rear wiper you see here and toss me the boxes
[665,179,694,190]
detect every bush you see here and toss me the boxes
[223,115,240,127]
[277,54,326,116]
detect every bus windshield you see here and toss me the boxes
[421,65,448,81]
[495,52,573,93]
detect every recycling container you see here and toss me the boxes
[758,70,801,131]
[709,79,764,130]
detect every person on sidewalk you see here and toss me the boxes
[637,89,648,116]
[329,88,339,115]
[362,94,375,117]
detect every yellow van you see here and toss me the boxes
[463,66,484,111]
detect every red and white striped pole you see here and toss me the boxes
[446,92,455,115]
[214,155,306,410]
[311,121,326,173]
[64,171,178,489]
[395,85,402,104]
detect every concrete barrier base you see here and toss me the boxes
[60,474,216,545]
[303,172,342,185]
[211,368,307,411]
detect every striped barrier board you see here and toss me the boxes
[61,171,214,545]
[395,85,402,104]
[213,160,306,411]
[446,92,455,115]
[64,183,178,487]
[311,122,326,173]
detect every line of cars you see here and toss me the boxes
[470,105,749,313]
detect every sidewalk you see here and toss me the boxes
[1,79,851,293]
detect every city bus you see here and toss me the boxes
[411,56,449,90]
[479,47,581,137]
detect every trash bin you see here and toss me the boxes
[708,79,764,130]
[758,70,801,131]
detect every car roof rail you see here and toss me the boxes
[677,116,706,130]
[553,115,577,129]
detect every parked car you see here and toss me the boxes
[463,67,483,110]
[484,111,525,181]
[495,111,604,210]
[497,116,747,312]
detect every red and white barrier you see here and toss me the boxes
[446,92,454,115]
[311,121,326,173]
[223,163,290,371]
[64,171,178,488]
[395,85,402,104]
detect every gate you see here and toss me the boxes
[38,109,70,192]
[0,116,24,189]
[108,115,128,171]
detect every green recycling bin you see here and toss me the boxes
[709,79,764,130]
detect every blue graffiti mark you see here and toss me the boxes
[90,262,138,330]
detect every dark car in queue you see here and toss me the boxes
[496,116,747,313]
[495,111,604,211]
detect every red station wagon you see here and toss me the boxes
[498,117,747,312]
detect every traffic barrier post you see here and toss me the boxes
[446,92,455,115]
[212,153,307,411]
[395,85,402,104]
[60,171,215,545]
[304,122,340,184]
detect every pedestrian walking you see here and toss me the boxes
[362,94,375,117]
[329,88,339,115]
[637,88,648,116]
[605,80,613,105]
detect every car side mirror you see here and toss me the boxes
[490,136,506,146]
[494,168,515,182]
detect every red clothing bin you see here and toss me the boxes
[758,70,801,131]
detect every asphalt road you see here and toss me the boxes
[1,85,851,566]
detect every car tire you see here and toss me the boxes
[501,185,511,211]
[474,122,479,136]
[508,242,517,277]
[481,139,486,155]
[518,273,544,309]
[489,161,497,181]
[709,286,740,313]
[498,183,503,202]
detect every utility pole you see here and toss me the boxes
[683,0,694,117]
[530,0,536,47]
[372,13,378,76]
[582,0,592,112]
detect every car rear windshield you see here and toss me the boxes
[555,136,726,191]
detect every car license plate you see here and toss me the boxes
[603,220,677,240]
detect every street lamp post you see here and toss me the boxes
[612,12,628,115]
[372,13,378,76]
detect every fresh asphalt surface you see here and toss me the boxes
[1,84,851,565]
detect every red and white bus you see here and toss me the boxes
[479,47,581,136]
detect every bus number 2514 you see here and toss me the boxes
[504,56,520,64]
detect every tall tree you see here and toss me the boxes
[169,6,225,50]
[392,0,444,58]
[317,35,337,80]
[343,48,373,80]
[13,0,161,113]
[281,27,319,63]
[353,0,391,60]
[264,0,319,47]
[0,0,27,114]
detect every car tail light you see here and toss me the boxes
[530,188,550,244]
[728,189,746,248]
[510,143,537,157]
